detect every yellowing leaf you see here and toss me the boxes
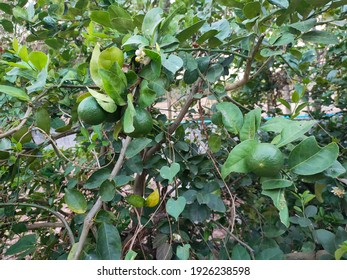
[145,189,160,207]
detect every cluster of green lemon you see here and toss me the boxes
[77,96,153,138]
[77,47,153,138]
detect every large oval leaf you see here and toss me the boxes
[0,85,30,102]
[96,222,122,260]
[288,136,339,175]
[64,189,87,214]
[216,102,243,134]
[221,139,257,178]
[89,44,103,89]
[262,189,289,227]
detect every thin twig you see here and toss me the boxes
[0,202,75,245]
[72,136,132,260]
[26,222,64,230]
[0,106,32,139]
[213,221,255,260]
[225,34,265,92]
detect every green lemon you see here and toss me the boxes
[98,47,124,70]
[246,143,284,177]
[13,126,32,143]
[126,108,153,138]
[0,138,11,160]
[77,96,107,125]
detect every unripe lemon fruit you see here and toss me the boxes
[98,47,124,70]
[246,143,284,177]
[125,108,153,138]
[77,96,107,125]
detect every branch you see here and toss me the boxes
[0,106,32,139]
[225,34,265,92]
[0,202,75,245]
[72,136,132,260]
[144,79,201,161]
[173,48,250,59]
[26,222,64,230]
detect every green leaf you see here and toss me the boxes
[87,87,117,113]
[160,162,180,183]
[90,11,113,28]
[256,247,285,260]
[206,195,226,213]
[261,178,293,190]
[0,19,13,33]
[243,1,261,19]
[289,18,317,33]
[99,180,116,202]
[278,98,291,110]
[176,20,206,42]
[197,30,220,44]
[85,168,111,189]
[27,67,48,94]
[232,244,251,260]
[64,189,87,214]
[263,118,317,147]
[96,222,122,260]
[35,108,51,134]
[125,195,145,207]
[221,140,257,178]
[159,3,184,35]
[90,44,103,88]
[206,64,224,83]
[0,85,30,102]
[324,161,346,178]
[273,33,295,46]
[161,54,183,74]
[0,3,12,15]
[138,50,161,80]
[176,244,191,260]
[262,189,289,227]
[28,51,48,71]
[142,8,163,40]
[267,0,289,9]
[294,102,308,116]
[12,6,28,20]
[18,45,29,62]
[5,234,37,256]
[239,108,261,141]
[315,229,336,254]
[122,35,149,49]
[216,102,244,134]
[301,31,339,45]
[166,197,186,221]
[122,94,135,134]
[260,48,283,57]
[208,134,221,153]
[111,17,134,33]
[98,64,127,106]
[125,137,152,158]
[288,136,339,175]
[124,250,137,260]
[138,81,156,108]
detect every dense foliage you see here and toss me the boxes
[0,0,346,260]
